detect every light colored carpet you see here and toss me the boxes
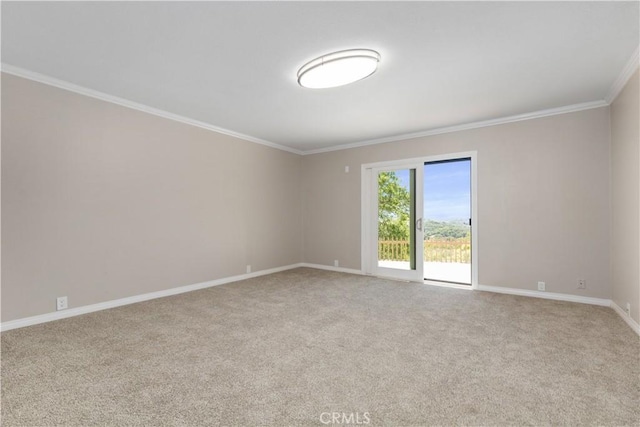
[2,268,639,426]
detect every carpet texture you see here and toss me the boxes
[2,268,639,426]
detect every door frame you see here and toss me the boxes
[361,151,478,289]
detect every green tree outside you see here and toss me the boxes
[377,171,410,240]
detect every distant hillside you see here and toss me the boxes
[424,219,470,240]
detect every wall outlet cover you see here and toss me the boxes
[56,296,68,311]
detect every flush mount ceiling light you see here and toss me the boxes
[297,49,380,89]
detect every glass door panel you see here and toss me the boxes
[423,159,471,284]
[372,166,423,281]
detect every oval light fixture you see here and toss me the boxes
[297,49,380,89]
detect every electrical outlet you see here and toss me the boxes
[334,260,339,267]
[577,279,586,289]
[344,166,350,173]
[626,302,631,316]
[56,296,68,311]
[246,265,251,274]
[537,281,546,291]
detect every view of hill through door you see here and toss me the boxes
[423,158,471,284]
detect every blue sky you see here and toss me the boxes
[396,159,470,221]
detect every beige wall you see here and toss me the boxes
[0,70,626,323]
[303,107,612,298]
[610,69,640,324]
[1,73,303,322]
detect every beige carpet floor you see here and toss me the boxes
[2,268,639,426]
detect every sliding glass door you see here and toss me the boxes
[364,154,475,286]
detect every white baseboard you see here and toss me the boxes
[0,263,304,332]
[5,265,635,337]
[476,284,612,307]
[300,268,617,310]
[299,263,364,275]
[610,301,640,336]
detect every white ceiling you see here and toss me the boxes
[2,1,638,153]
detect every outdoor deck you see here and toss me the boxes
[377,261,471,284]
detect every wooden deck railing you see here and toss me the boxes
[378,239,471,263]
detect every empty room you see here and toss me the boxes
[1,1,639,426]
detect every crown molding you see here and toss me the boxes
[302,100,609,155]
[605,46,640,104]
[0,63,304,156]
[1,63,614,157]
